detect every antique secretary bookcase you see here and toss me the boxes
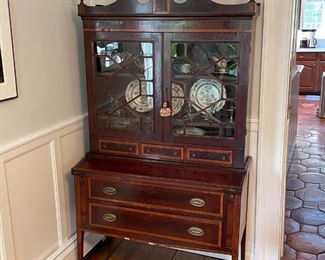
[72,1,259,259]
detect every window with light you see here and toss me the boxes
[301,0,325,38]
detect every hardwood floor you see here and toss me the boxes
[283,96,325,259]
[85,238,221,260]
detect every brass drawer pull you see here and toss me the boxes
[103,186,117,196]
[189,198,206,208]
[188,227,204,237]
[103,213,117,222]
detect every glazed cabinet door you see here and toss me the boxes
[163,33,250,147]
[84,32,163,142]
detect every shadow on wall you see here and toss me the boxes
[0,50,4,83]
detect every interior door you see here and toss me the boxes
[163,33,250,147]
[85,32,163,142]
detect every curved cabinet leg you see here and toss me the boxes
[77,230,84,260]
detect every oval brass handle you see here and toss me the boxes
[103,213,117,222]
[189,198,206,208]
[103,186,117,196]
[188,227,204,237]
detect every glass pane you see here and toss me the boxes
[170,42,239,138]
[301,0,324,29]
[95,41,154,134]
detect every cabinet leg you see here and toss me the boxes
[232,253,238,260]
[77,229,84,260]
[241,228,246,260]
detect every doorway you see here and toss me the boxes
[283,0,325,258]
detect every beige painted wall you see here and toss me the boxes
[0,0,87,147]
[0,0,262,147]
[0,0,264,259]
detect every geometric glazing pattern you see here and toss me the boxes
[170,42,239,138]
[95,41,154,134]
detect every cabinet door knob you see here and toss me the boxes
[102,213,117,222]
[188,227,204,237]
[189,198,206,208]
[103,186,117,196]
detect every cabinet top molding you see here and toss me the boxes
[78,0,259,18]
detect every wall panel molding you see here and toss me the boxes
[3,141,59,259]
[0,115,91,259]
[50,141,64,247]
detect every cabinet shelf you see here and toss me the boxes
[96,72,152,80]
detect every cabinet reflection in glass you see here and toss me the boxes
[94,41,155,135]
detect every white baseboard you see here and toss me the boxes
[48,233,104,260]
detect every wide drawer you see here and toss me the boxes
[296,52,317,61]
[89,203,222,248]
[89,177,224,217]
[186,148,232,166]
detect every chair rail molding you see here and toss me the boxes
[0,115,94,259]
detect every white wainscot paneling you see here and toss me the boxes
[0,116,101,260]
[3,142,59,259]
[60,127,89,238]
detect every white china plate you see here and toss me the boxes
[173,0,188,3]
[171,82,185,116]
[125,81,185,114]
[125,80,153,113]
[189,79,226,113]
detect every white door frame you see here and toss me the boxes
[254,1,295,259]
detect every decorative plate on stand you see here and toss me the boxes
[189,79,227,113]
[125,80,153,113]
[171,82,185,116]
[125,80,185,115]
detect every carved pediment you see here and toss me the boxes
[79,0,258,17]
[83,0,252,5]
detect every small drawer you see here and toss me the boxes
[186,148,232,166]
[90,204,222,248]
[320,53,325,61]
[296,52,317,61]
[89,177,224,217]
[141,144,184,160]
[99,140,138,155]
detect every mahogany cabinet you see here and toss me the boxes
[296,52,325,94]
[72,1,259,259]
